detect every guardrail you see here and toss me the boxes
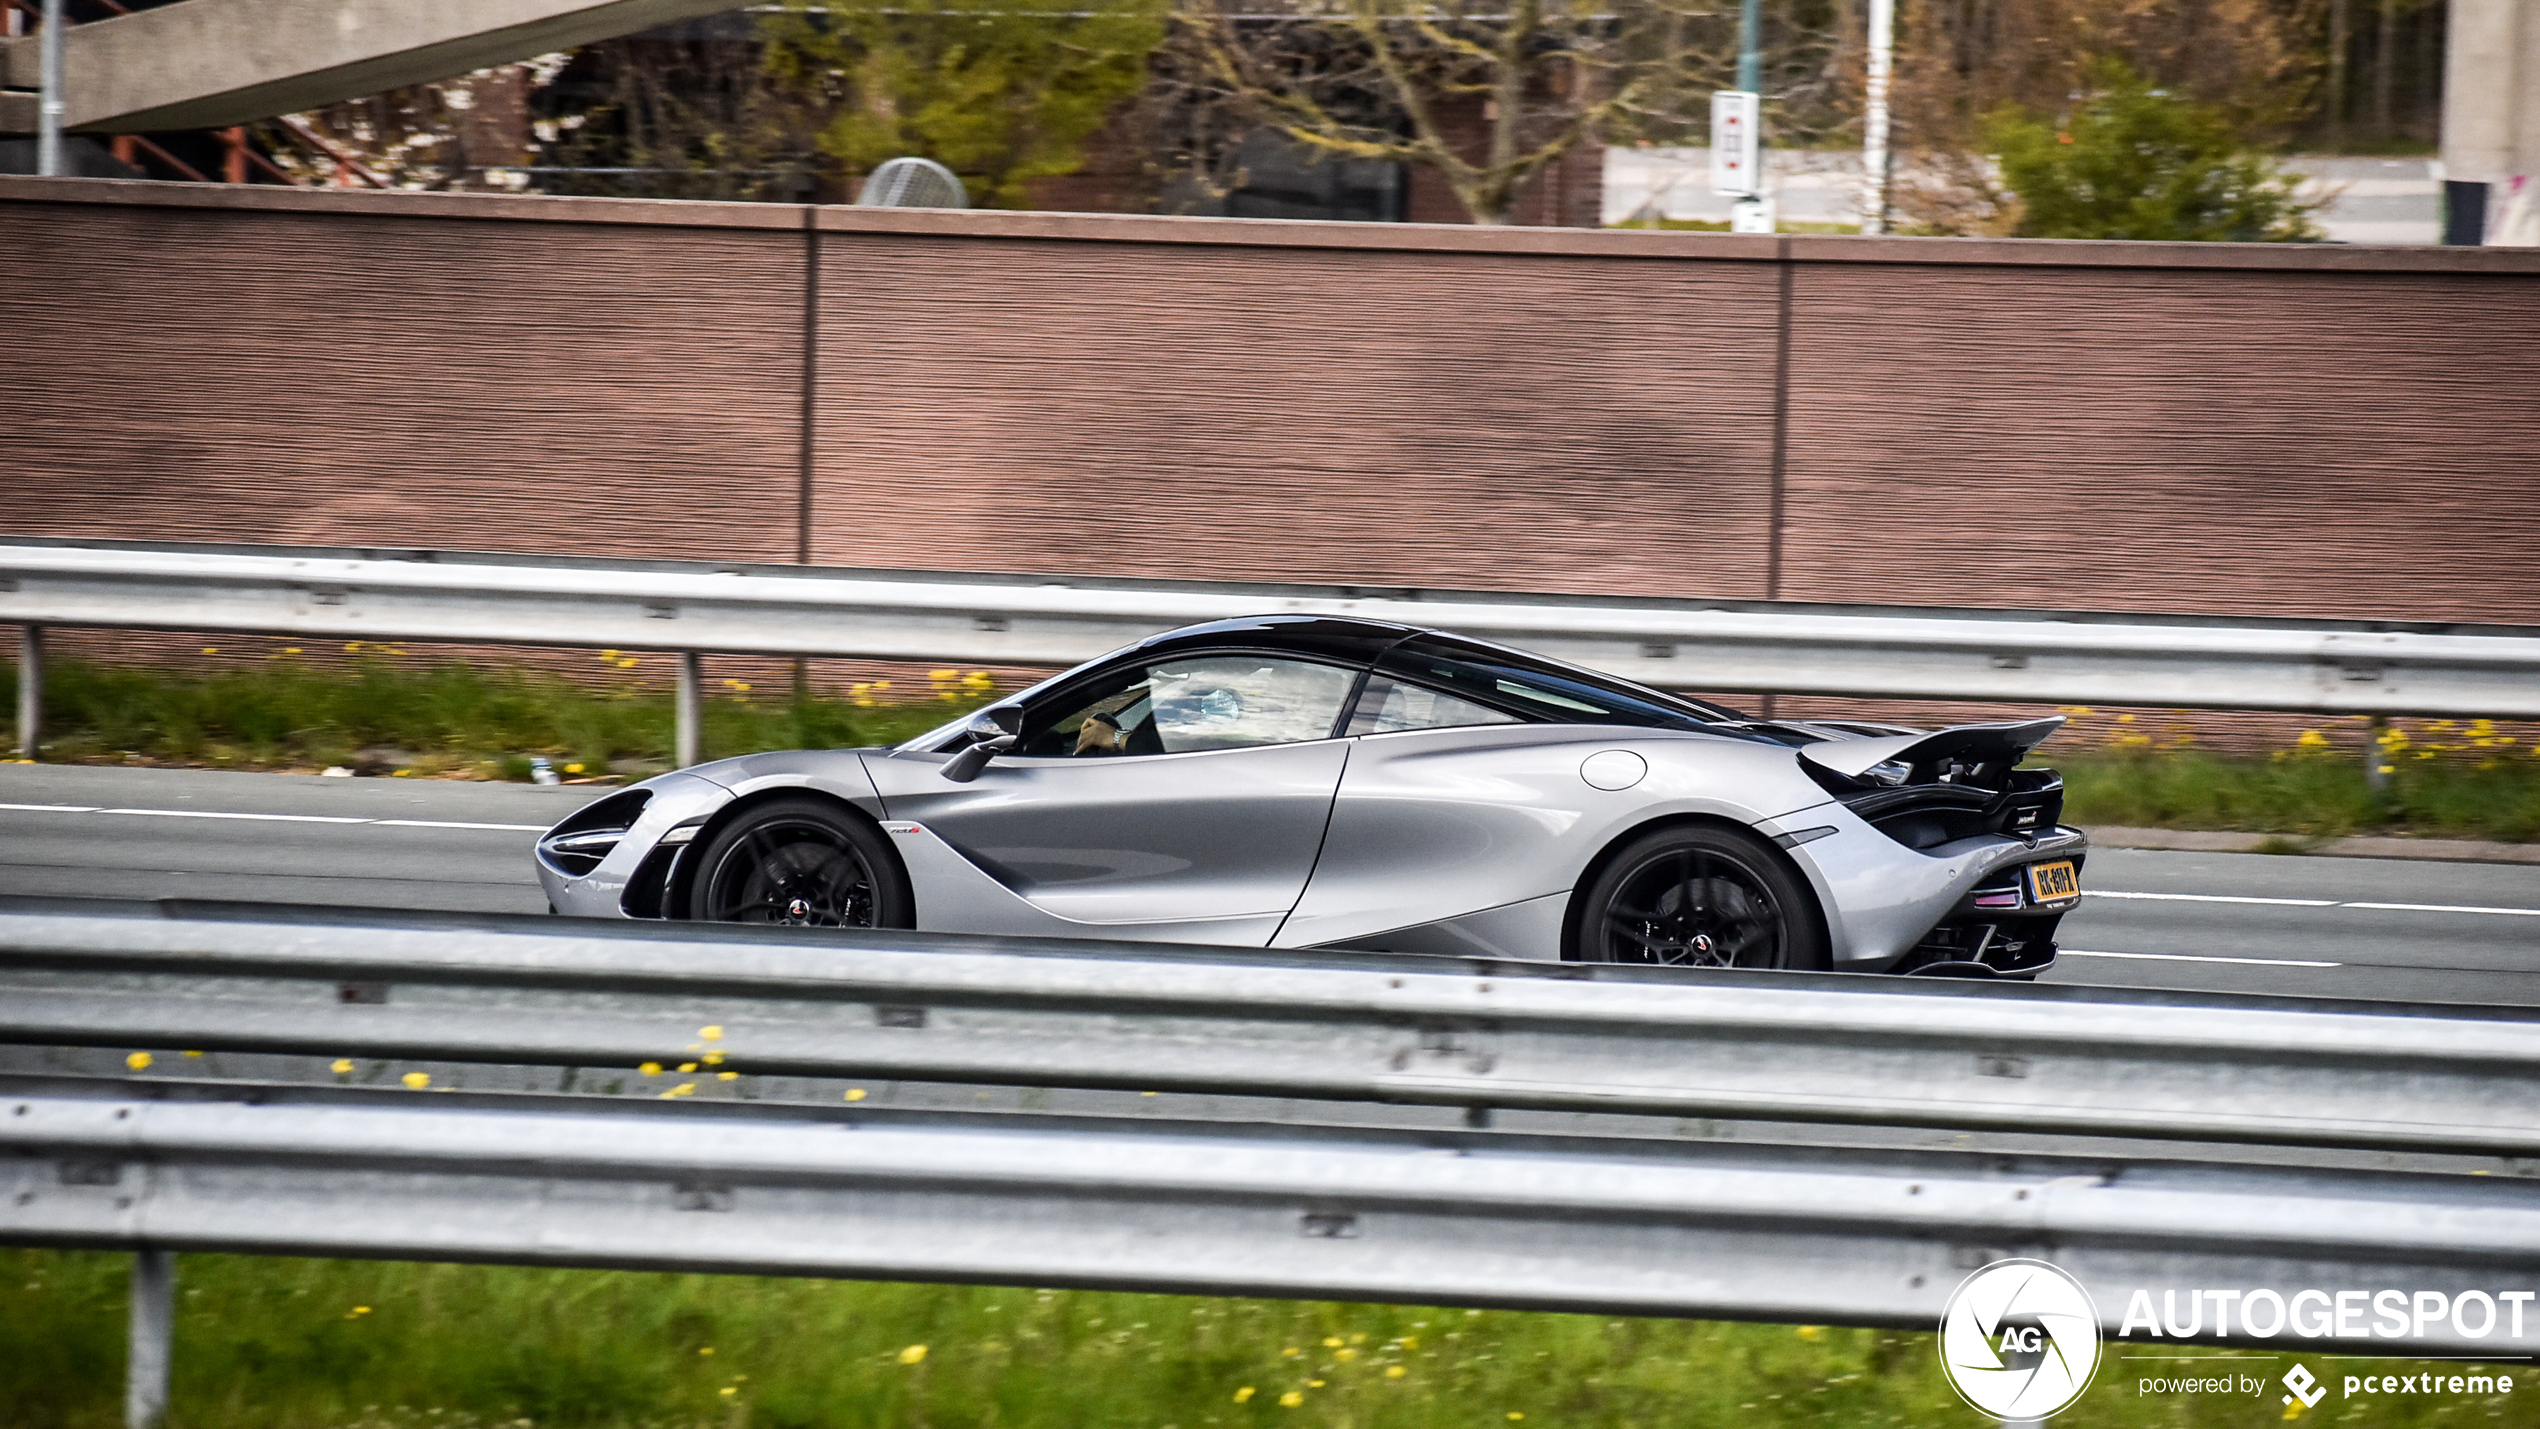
[6,900,2539,1424]
[9,537,2540,766]
[6,899,2540,1156]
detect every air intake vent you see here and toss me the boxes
[536,789,651,878]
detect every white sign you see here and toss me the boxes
[1711,90,1761,196]
[1730,196,1776,234]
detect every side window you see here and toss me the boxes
[1021,655,1357,757]
[1344,673,1525,736]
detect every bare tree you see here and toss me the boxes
[1162,0,1823,226]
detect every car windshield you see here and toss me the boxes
[1378,635,1743,729]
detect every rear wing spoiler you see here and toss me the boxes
[1799,717,2066,781]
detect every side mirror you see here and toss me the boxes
[940,705,1024,783]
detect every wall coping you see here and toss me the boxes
[5,173,2536,274]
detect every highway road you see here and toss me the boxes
[2,764,2532,1007]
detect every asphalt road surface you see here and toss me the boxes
[2,764,2532,1006]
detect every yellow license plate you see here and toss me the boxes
[2027,860,2080,903]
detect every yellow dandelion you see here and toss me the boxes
[661,1083,696,1099]
[201,647,219,654]
[345,642,363,653]
[1508,1414,1525,1421]
[1335,1348,1358,1361]
[331,1059,354,1074]
[699,1347,716,1356]
[719,1386,738,1397]
[1233,1386,1256,1403]
[126,1051,153,1071]
[1308,1379,1326,1388]
[1398,1335,1418,1350]
[348,1305,371,1317]
[703,1051,725,1065]
[898,1344,928,1365]
[2295,729,2330,747]
[600,650,620,661]
[700,1025,723,1040]
[1322,1336,1342,1348]
[718,1071,739,1081]
[640,1061,663,1076]
[1796,1325,1825,1340]
[183,1049,204,1058]
[929,669,959,682]
[283,647,302,655]
[845,1088,867,1101]
[1385,1365,1407,1378]
[1279,1391,1304,1407]
[403,1072,430,1089]
[2114,713,2134,723]
[678,1062,698,1073]
[1283,1347,1302,1358]
[563,763,584,774]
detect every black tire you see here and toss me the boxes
[1570,824,1829,970]
[686,797,913,929]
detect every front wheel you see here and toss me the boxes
[687,797,912,929]
[1570,825,1828,970]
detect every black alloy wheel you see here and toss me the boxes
[1573,825,1828,970]
[689,797,912,929]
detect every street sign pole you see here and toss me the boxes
[1723,0,1770,232]
[1862,0,1894,234]
[36,0,64,176]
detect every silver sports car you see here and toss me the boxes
[537,615,2085,976]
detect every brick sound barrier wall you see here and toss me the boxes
[5,176,2539,636]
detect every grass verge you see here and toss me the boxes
[7,1250,2525,1428]
[0,657,989,780]
[4,657,2533,841]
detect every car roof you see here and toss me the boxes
[1128,614,1420,666]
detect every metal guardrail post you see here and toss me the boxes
[675,651,703,769]
[127,1249,174,1429]
[15,624,40,759]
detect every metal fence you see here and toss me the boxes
[9,538,2540,766]
[4,901,2536,1377]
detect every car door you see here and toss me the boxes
[872,651,1359,935]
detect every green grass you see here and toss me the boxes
[2054,749,2540,843]
[6,657,2535,840]
[6,1249,2526,1428]
[1,657,989,780]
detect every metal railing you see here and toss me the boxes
[8,537,2540,766]
[6,899,2540,1156]
[6,899,2540,1424]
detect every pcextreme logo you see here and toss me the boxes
[1939,1259,2103,1420]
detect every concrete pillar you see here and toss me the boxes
[127,1249,175,1429]
[2441,0,2540,244]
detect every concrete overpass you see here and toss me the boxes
[0,0,742,135]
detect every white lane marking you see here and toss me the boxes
[2091,890,2540,918]
[2061,948,2343,968]
[100,808,369,824]
[2345,902,2540,918]
[2087,890,2337,907]
[0,804,547,833]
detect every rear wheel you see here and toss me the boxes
[688,797,912,929]
[1571,825,1828,970]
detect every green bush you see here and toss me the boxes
[1985,60,2322,242]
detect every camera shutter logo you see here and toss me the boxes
[1938,1259,2102,1420]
